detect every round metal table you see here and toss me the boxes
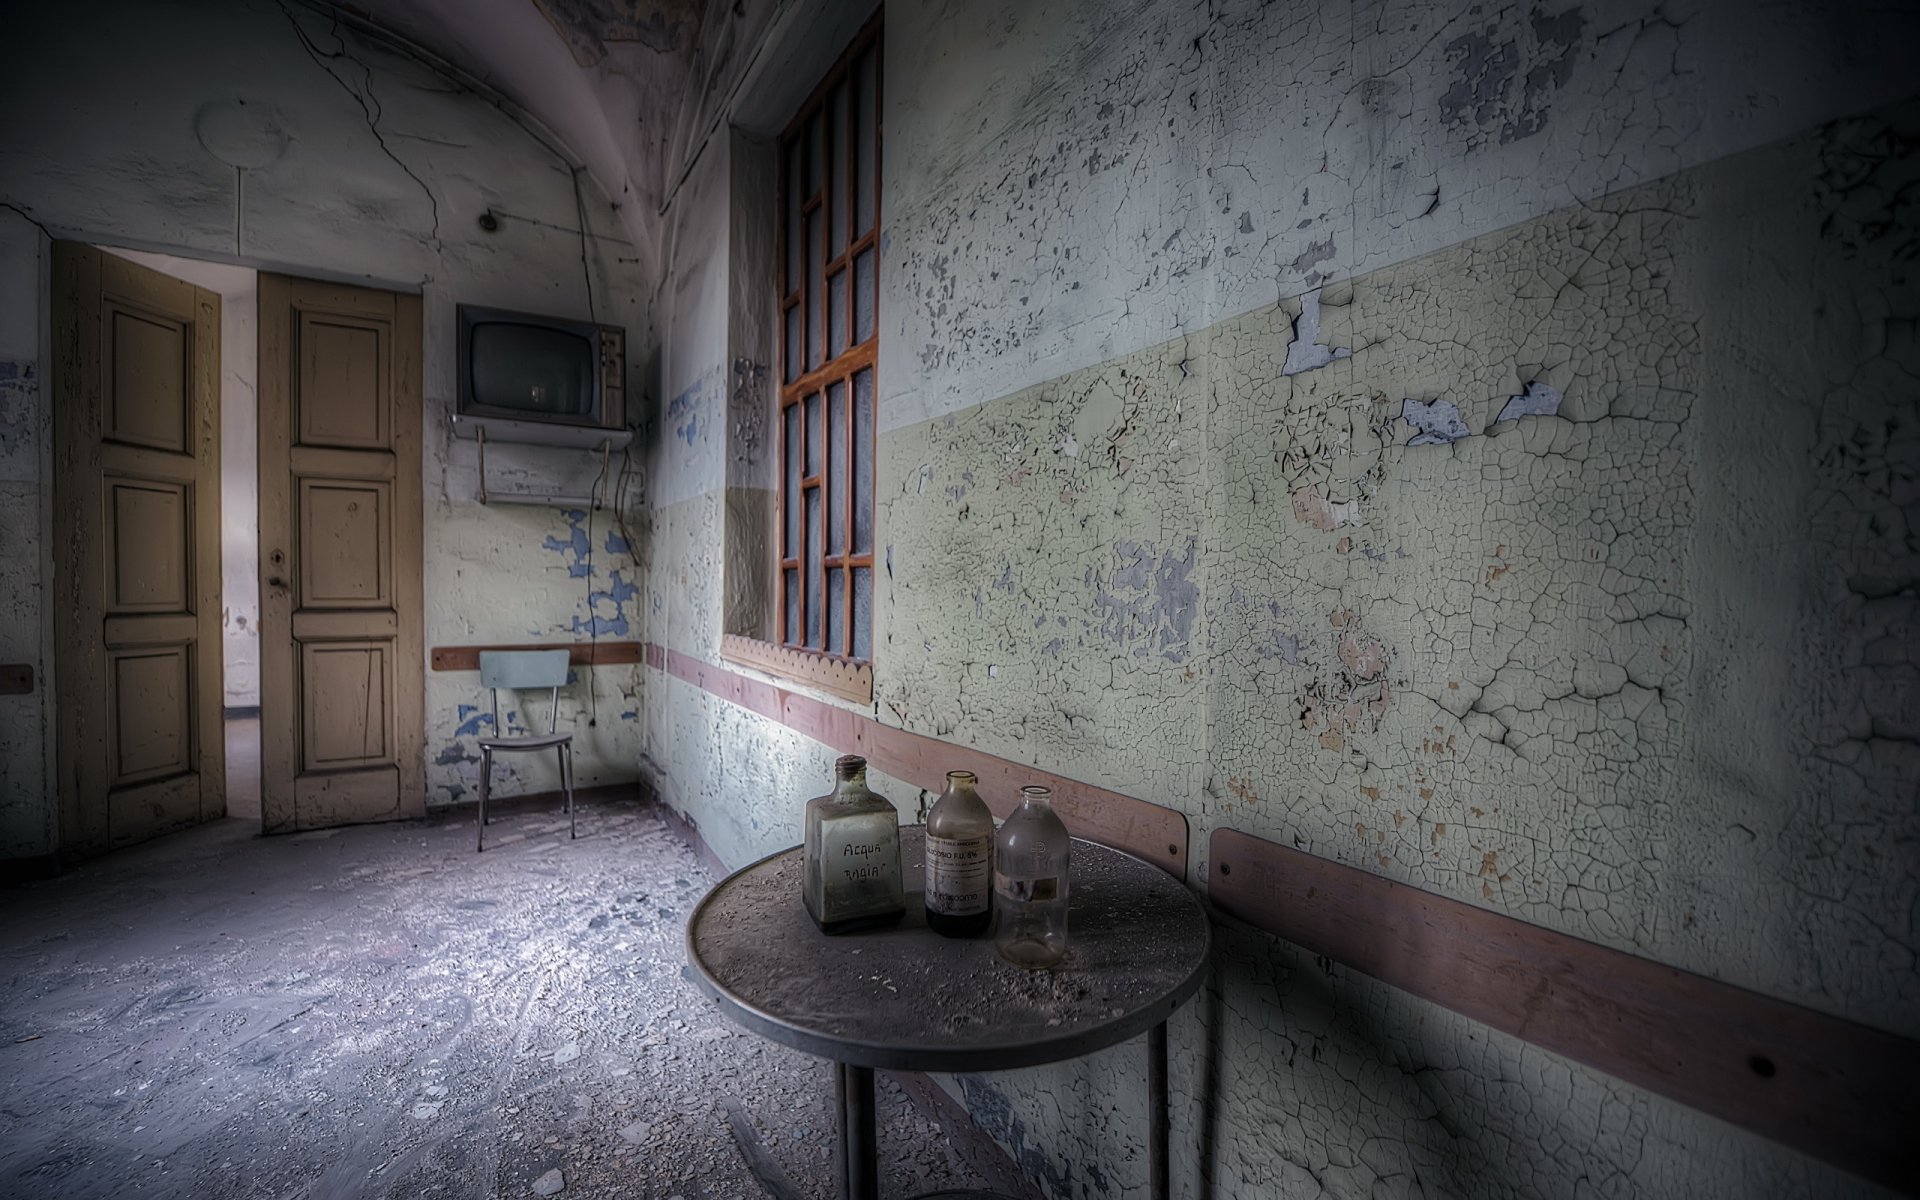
[686,826,1211,1200]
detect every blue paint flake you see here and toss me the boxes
[1401,397,1472,446]
[453,706,495,737]
[667,374,708,448]
[571,568,640,637]
[543,510,593,577]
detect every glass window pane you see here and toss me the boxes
[804,391,821,478]
[807,109,824,196]
[827,380,846,556]
[854,248,875,345]
[785,140,803,293]
[805,490,822,649]
[784,568,800,646]
[827,566,845,657]
[784,403,800,556]
[784,304,801,383]
[853,368,873,554]
[829,269,847,356]
[830,83,848,260]
[852,566,872,660]
[807,208,823,371]
[856,50,876,236]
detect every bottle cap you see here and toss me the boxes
[834,754,867,775]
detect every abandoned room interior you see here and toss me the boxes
[1,0,1915,1196]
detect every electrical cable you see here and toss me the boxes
[581,442,612,729]
[571,166,598,325]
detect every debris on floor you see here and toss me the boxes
[0,803,992,1198]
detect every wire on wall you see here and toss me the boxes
[571,166,599,325]
[581,441,612,729]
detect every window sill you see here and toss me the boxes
[719,634,873,705]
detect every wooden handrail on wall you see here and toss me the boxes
[1209,828,1920,1195]
[642,642,1188,878]
[431,642,642,671]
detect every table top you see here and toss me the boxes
[685,826,1211,1072]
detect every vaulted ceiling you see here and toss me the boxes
[352,0,763,276]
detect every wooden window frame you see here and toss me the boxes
[773,14,882,679]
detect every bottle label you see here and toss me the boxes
[925,835,991,916]
[996,875,1061,903]
[819,824,901,921]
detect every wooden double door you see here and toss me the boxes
[53,247,423,853]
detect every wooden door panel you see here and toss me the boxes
[53,244,223,856]
[108,646,193,783]
[106,303,190,451]
[299,479,391,607]
[301,640,394,771]
[105,477,191,610]
[260,273,422,833]
[298,312,390,449]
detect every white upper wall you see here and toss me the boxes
[878,0,1920,431]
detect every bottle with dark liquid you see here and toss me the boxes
[993,785,1070,968]
[924,770,993,937]
[802,755,904,933]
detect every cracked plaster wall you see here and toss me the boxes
[0,0,653,841]
[640,0,1917,1195]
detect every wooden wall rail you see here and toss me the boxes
[1209,827,1920,1195]
[431,642,642,671]
[642,642,1187,877]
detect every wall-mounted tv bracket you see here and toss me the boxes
[472,422,617,509]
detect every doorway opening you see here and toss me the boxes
[103,248,261,823]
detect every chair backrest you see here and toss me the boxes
[479,650,570,690]
[479,650,571,736]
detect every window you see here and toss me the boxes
[776,20,880,663]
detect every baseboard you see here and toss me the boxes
[642,774,1039,1198]
[643,778,729,880]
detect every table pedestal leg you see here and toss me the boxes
[837,1061,879,1200]
[1149,1020,1169,1200]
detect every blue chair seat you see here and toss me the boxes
[478,732,573,752]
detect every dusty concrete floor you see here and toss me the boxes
[0,801,992,1198]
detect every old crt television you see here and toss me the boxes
[456,305,625,430]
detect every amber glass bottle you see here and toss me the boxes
[924,770,994,937]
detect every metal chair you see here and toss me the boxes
[476,650,575,851]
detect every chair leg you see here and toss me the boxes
[564,745,576,839]
[478,747,492,853]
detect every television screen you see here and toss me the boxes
[468,321,595,419]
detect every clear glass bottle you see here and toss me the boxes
[924,770,994,937]
[803,755,905,933]
[993,785,1070,968]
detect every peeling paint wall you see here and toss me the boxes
[0,212,53,857]
[642,0,1917,1195]
[0,0,651,843]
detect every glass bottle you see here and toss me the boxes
[924,770,994,937]
[993,785,1070,968]
[802,755,905,933]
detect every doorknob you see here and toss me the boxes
[268,576,287,589]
